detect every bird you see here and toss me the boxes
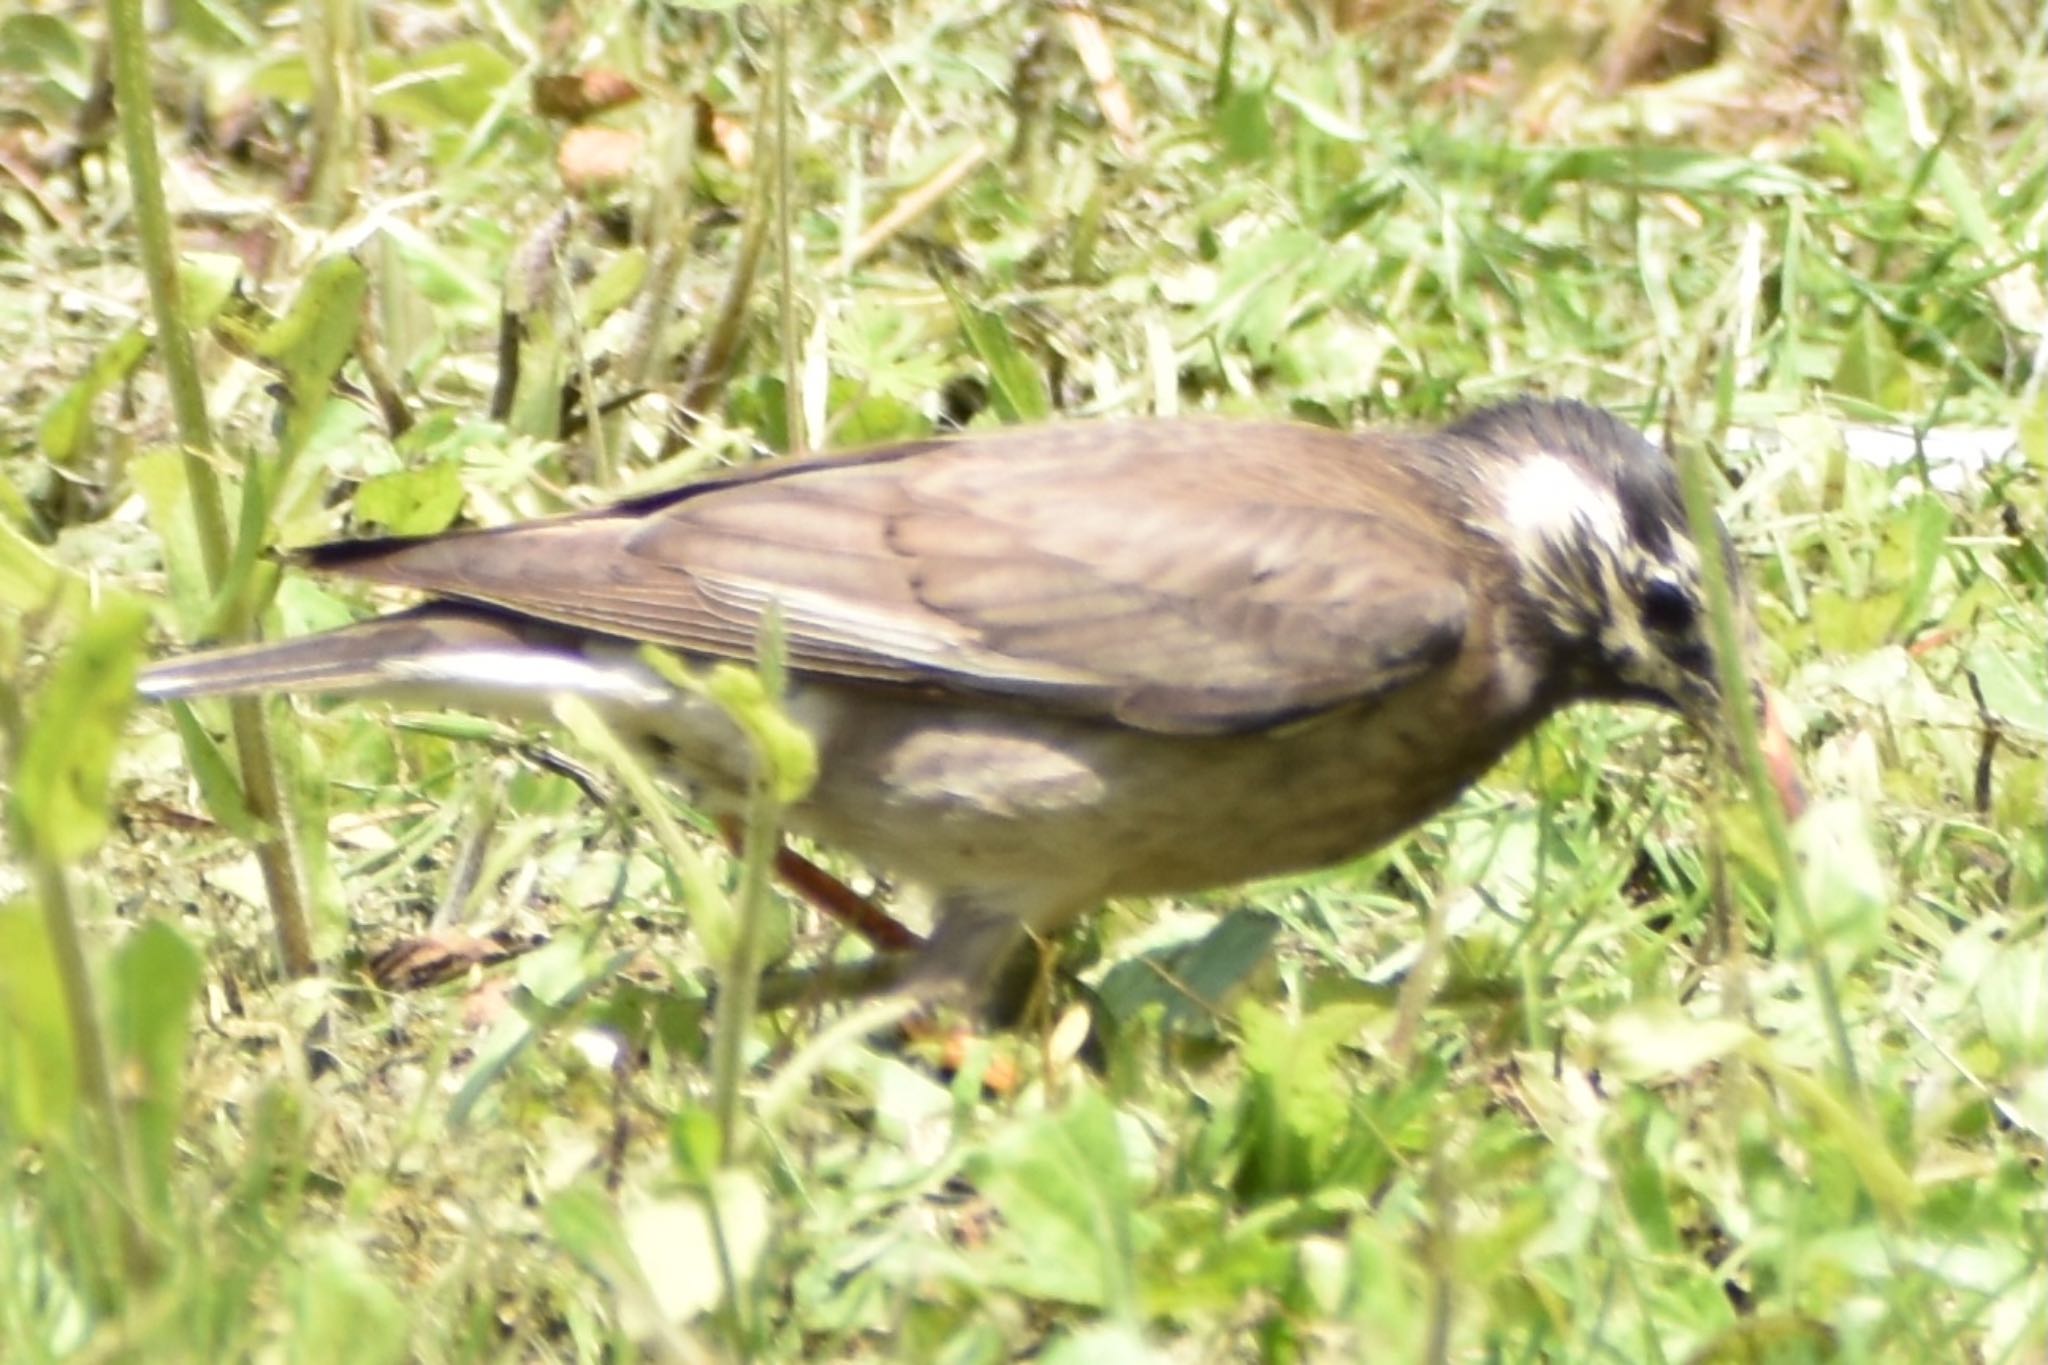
[140,397,1761,1004]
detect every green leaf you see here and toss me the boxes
[1888,496,1951,638]
[1531,146,1817,199]
[624,1172,770,1328]
[1791,798,1890,972]
[546,1183,644,1289]
[0,12,91,76]
[935,272,1049,423]
[168,702,260,838]
[176,251,243,331]
[1596,1004,1753,1082]
[9,597,149,862]
[697,660,818,806]
[107,921,203,1211]
[0,899,77,1137]
[253,254,367,450]
[352,460,466,536]
[552,1176,771,1338]
[829,388,930,447]
[131,448,212,634]
[38,328,149,465]
[669,1103,725,1179]
[0,513,81,616]
[1040,1322,1162,1365]
[1966,639,2048,738]
[965,1090,1139,1314]
[581,247,650,324]
[1749,1053,1920,1217]
[1096,909,1280,1033]
[1214,84,1274,164]
[287,1237,411,1365]
[1231,999,1377,1198]
[728,374,790,451]
[1977,941,2048,1067]
[1831,310,1919,412]
[366,40,519,129]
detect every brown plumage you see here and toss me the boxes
[142,399,1749,998]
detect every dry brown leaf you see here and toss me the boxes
[557,126,643,194]
[691,94,753,169]
[535,70,643,123]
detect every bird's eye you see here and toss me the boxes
[1640,576,1698,634]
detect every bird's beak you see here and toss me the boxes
[1755,685,1808,819]
[1678,669,1806,821]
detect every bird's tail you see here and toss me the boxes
[138,607,555,702]
[141,606,725,773]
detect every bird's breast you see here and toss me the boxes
[780,645,1552,929]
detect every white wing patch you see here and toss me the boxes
[386,648,677,711]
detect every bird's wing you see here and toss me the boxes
[298,421,1473,734]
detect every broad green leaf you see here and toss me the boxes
[669,1103,724,1179]
[623,1172,770,1327]
[352,460,466,536]
[108,921,203,1210]
[1532,146,1817,199]
[131,447,212,633]
[1214,85,1273,164]
[0,514,81,616]
[0,899,77,1136]
[0,467,31,529]
[966,1090,1138,1313]
[1888,496,1951,639]
[167,703,260,838]
[1040,1323,1163,1365]
[1232,999,1378,1198]
[728,374,790,452]
[936,271,1049,423]
[1749,1053,1920,1217]
[39,329,149,465]
[253,253,367,387]
[1978,942,2048,1067]
[1791,798,1890,971]
[697,660,818,806]
[582,247,650,324]
[9,597,149,862]
[1832,310,1919,412]
[1967,638,2048,738]
[253,254,367,453]
[0,12,90,75]
[1596,1004,1753,1082]
[367,40,519,128]
[176,251,242,331]
[546,1183,644,1290]
[829,388,929,448]
[287,1237,411,1365]
[1096,908,1280,1033]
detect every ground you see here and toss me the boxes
[1,1,2043,1360]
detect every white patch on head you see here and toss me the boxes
[1497,451,1627,555]
[1485,445,1716,710]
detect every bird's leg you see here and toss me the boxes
[899,897,1066,1030]
[714,817,924,953]
[754,954,910,1011]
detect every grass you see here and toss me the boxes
[2,1,2044,1360]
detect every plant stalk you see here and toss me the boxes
[106,0,316,976]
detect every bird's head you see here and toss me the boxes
[1452,399,1737,734]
